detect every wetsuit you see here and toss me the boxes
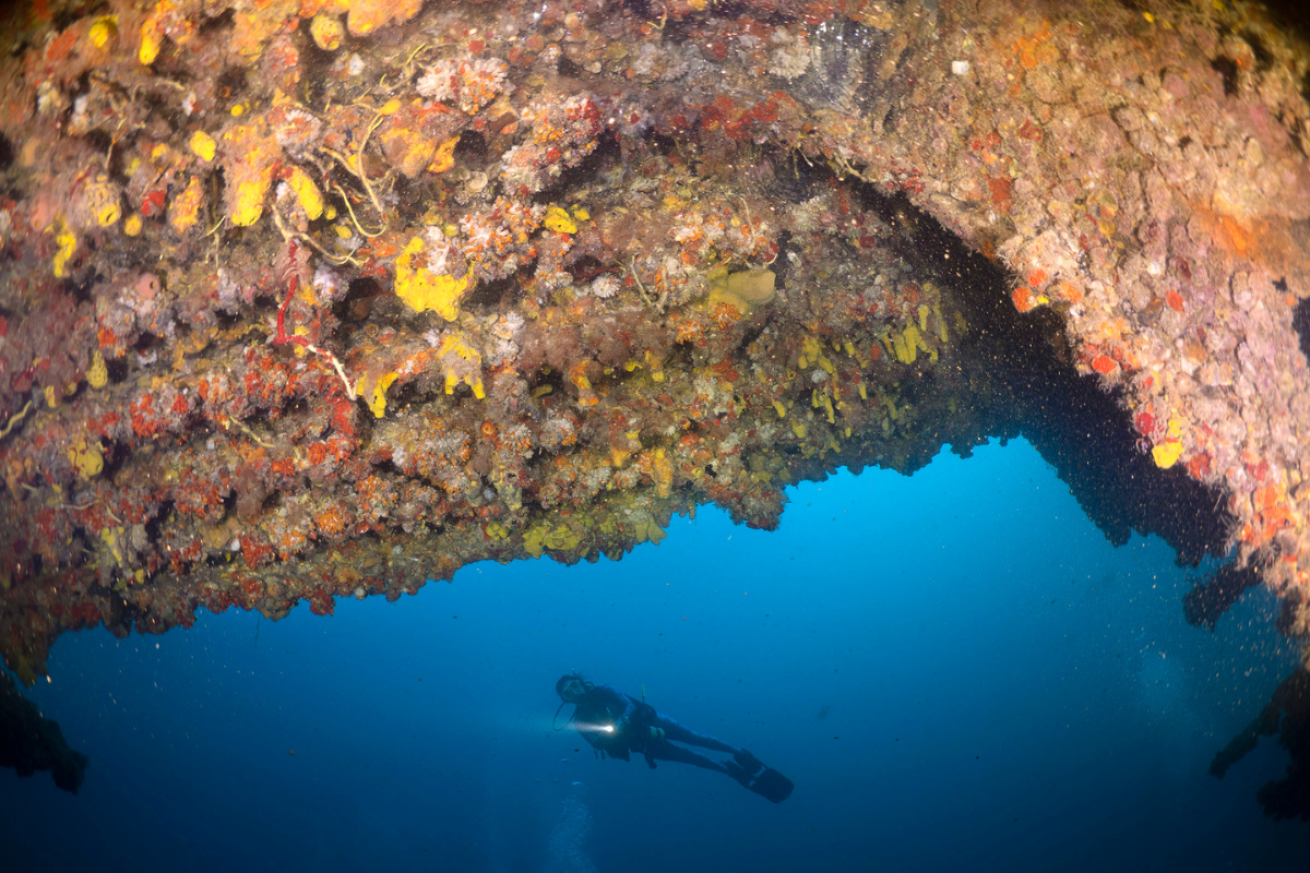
[572,683,739,773]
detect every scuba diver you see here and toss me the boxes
[554,673,794,803]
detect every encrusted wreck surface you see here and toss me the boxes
[1,0,1309,689]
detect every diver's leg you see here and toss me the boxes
[650,714,737,753]
[645,739,729,773]
[648,741,760,789]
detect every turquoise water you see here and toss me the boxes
[3,438,1306,871]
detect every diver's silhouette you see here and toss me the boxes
[555,673,793,803]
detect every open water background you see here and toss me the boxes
[3,438,1307,871]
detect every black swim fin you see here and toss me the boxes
[734,748,764,776]
[726,759,794,803]
[724,760,752,786]
[749,767,794,803]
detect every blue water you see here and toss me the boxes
[3,438,1306,871]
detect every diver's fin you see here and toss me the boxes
[724,760,752,786]
[734,748,764,776]
[748,767,794,803]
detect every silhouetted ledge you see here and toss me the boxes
[1212,665,1310,821]
[0,669,88,793]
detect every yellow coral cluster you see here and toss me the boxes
[139,17,162,65]
[428,137,459,174]
[363,372,399,418]
[707,267,776,315]
[100,526,125,568]
[67,438,103,479]
[543,206,578,235]
[336,0,425,36]
[623,350,667,383]
[52,217,77,278]
[523,520,584,558]
[797,335,834,374]
[87,351,108,389]
[632,514,667,545]
[168,176,204,233]
[1152,417,1185,468]
[189,130,216,163]
[221,124,277,227]
[82,175,122,228]
[286,167,324,220]
[435,333,485,398]
[395,237,471,321]
[885,323,930,364]
[380,105,443,178]
[88,15,118,49]
[522,503,667,557]
[812,386,836,424]
[309,12,345,50]
[231,179,268,226]
[643,448,674,498]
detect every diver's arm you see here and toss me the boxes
[576,725,603,748]
[572,702,617,754]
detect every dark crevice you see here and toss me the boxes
[214,308,242,329]
[1293,295,1310,364]
[385,379,422,414]
[769,146,835,204]
[69,271,99,306]
[214,67,248,113]
[299,30,340,107]
[98,439,128,482]
[527,365,564,396]
[464,275,515,310]
[372,458,402,476]
[105,355,129,385]
[243,409,271,429]
[557,54,583,78]
[1241,30,1274,72]
[1258,0,1310,39]
[143,499,174,545]
[198,7,235,36]
[1211,55,1239,96]
[132,331,163,354]
[334,276,384,324]
[619,0,655,19]
[219,489,238,524]
[847,179,1231,566]
[769,230,795,288]
[535,130,621,202]
[564,255,613,285]
[388,173,423,225]
[453,130,488,163]
[646,130,677,156]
